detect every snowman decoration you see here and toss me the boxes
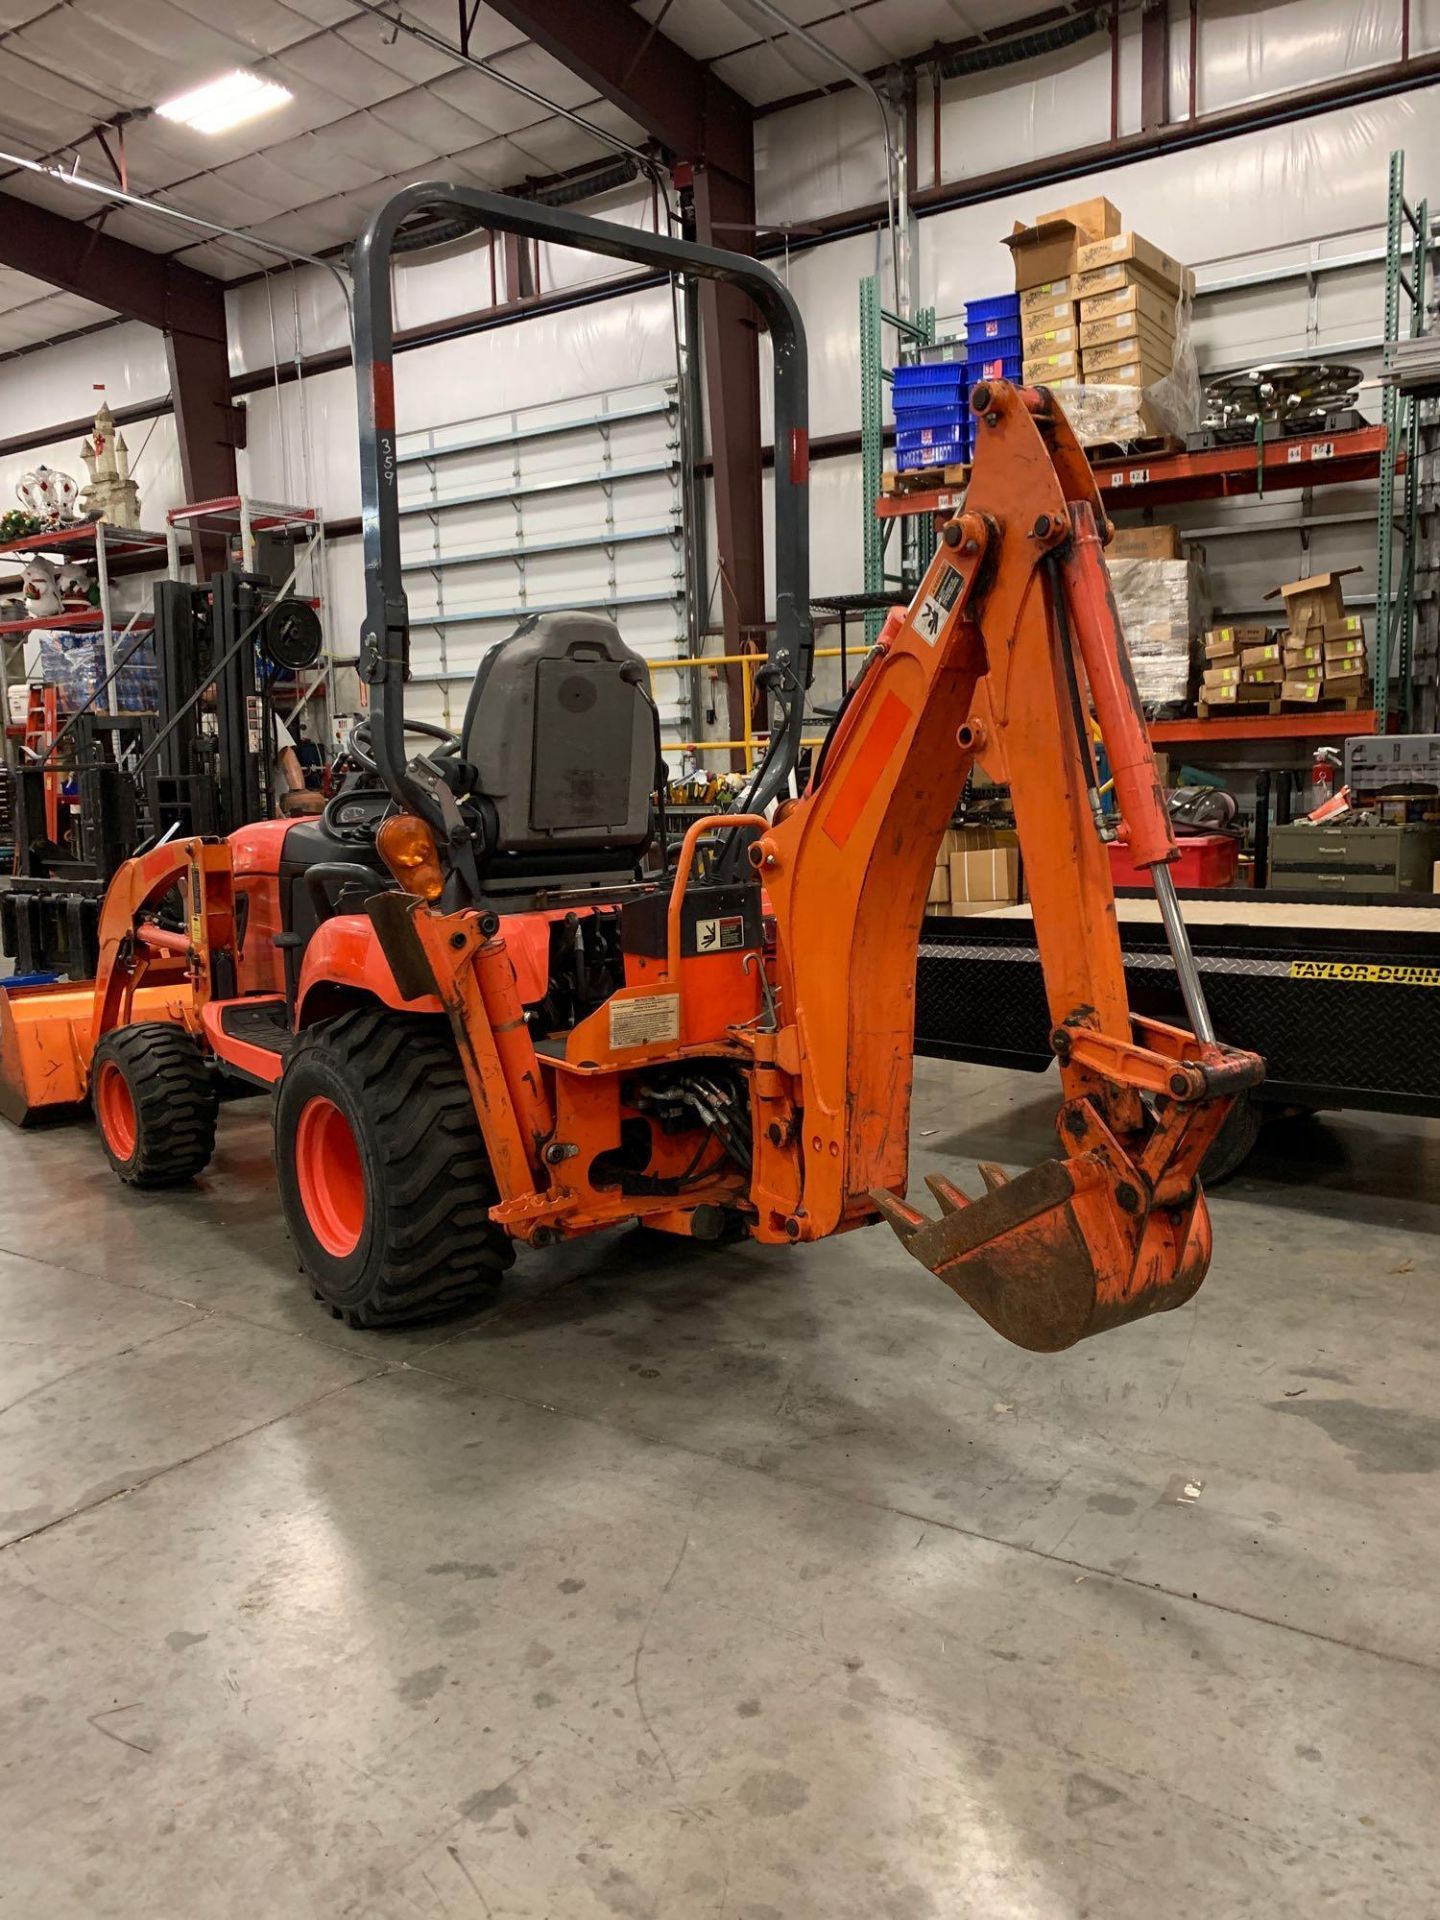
[20,556,66,619]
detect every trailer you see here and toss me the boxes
[916,894,1440,1174]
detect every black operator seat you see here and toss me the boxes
[461,611,660,893]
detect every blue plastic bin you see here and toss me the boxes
[963,293,1021,326]
[966,350,1022,383]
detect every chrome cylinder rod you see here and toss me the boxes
[1151,861,1218,1047]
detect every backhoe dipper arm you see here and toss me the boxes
[753,382,1263,1351]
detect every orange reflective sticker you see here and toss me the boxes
[821,689,912,849]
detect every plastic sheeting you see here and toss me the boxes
[1108,556,1208,715]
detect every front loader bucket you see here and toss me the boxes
[872,1151,1210,1353]
[0,981,96,1126]
[0,981,188,1127]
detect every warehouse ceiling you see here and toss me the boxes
[0,0,1070,355]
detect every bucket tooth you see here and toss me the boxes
[870,1187,928,1243]
[924,1171,972,1215]
[977,1162,1010,1194]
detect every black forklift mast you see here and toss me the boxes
[349,184,813,859]
[151,572,273,839]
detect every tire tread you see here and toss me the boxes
[92,1023,217,1188]
[283,1010,514,1328]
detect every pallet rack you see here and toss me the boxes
[0,522,169,770]
[865,151,1436,745]
[859,273,936,643]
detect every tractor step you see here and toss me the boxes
[209,997,304,1087]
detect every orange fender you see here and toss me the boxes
[295,914,443,1025]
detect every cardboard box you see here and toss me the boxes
[1323,637,1367,666]
[1035,195,1122,240]
[1080,358,1167,390]
[1020,276,1078,311]
[1267,569,1359,633]
[1021,300,1076,341]
[1283,639,1325,670]
[1108,523,1181,560]
[1324,671,1368,698]
[1200,681,1239,705]
[1202,665,1241,689]
[1020,319,1077,354]
[949,846,1020,904]
[1076,260,1197,303]
[1323,613,1364,643]
[1006,214,1087,292]
[927,861,950,906]
[1282,678,1324,703]
[1080,347,1175,382]
[1075,230,1186,289]
[1242,663,1283,686]
[1023,349,1079,381]
[1241,642,1282,668]
[1079,279,1181,329]
[1282,665,1324,687]
[1079,306,1176,355]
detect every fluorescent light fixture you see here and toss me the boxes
[156,69,292,136]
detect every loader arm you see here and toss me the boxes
[754,381,1263,1351]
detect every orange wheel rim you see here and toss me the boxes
[294,1096,366,1258]
[96,1061,137,1160]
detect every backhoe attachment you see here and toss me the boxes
[826,378,1265,1350]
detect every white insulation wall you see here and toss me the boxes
[1,7,1437,739]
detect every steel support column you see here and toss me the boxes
[166,326,240,580]
[693,164,765,766]
[1141,0,1170,131]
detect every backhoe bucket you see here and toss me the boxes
[872,1149,1210,1353]
[0,980,185,1127]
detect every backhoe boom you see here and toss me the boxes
[752,380,1262,1349]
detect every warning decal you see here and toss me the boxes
[913,565,964,645]
[695,915,746,953]
[1289,959,1440,989]
[609,992,681,1049]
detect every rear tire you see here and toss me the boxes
[274,1010,515,1329]
[92,1023,218,1187]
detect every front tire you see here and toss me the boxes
[92,1023,218,1187]
[274,1010,514,1329]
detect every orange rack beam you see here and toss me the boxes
[876,424,1391,519]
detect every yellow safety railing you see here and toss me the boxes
[648,646,844,772]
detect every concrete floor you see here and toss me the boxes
[0,1058,1437,1919]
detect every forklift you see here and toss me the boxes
[1,567,323,979]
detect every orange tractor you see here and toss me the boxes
[0,188,1262,1349]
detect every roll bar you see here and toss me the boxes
[351,184,812,839]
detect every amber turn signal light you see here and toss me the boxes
[377,814,444,900]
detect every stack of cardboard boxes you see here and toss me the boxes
[1271,571,1369,707]
[927,826,1020,917]
[1075,231,1189,400]
[1199,625,1271,711]
[1006,195,1121,388]
[1005,196,1192,442]
[1197,572,1369,715]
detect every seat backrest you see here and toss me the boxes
[461,611,656,860]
